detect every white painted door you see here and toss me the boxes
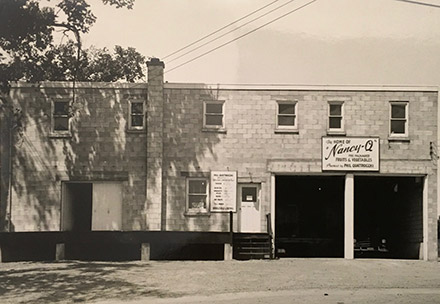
[92,182,122,230]
[239,184,261,233]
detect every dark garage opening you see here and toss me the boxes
[62,183,93,232]
[354,176,423,259]
[276,176,344,257]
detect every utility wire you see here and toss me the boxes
[395,0,440,8]
[162,0,280,60]
[167,0,299,64]
[165,0,318,75]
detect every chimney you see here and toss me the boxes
[145,58,165,231]
[147,58,165,85]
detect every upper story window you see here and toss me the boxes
[390,101,408,138]
[129,100,145,130]
[186,178,209,214]
[328,101,344,134]
[276,101,297,130]
[203,101,225,129]
[52,99,70,133]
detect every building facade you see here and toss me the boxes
[0,59,438,261]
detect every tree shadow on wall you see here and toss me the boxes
[163,86,229,233]
[0,261,183,303]
[9,83,149,231]
[9,82,228,236]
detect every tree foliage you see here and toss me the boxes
[0,0,141,94]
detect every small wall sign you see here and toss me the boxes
[322,137,380,171]
[210,171,237,212]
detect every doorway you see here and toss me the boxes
[238,184,261,233]
[62,182,122,231]
[354,176,423,259]
[275,176,345,257]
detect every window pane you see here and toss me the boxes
[278,115,295,126]
[329,104,342,116]
[278,104,295,115]
[131,102,143,114]
[329,117,342,129]
[242,187,257,202]
[54,101,69,115]
[189,180,207,194]
[188,195,207,209]
[391,104,406,118]
[206,103,223,114]
[391,120,406,134]
[205,115,223,126]
[131,115,143,127]
[54,117,69,131]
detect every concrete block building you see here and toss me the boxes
[0,58,438,261]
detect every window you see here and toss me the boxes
[328,101,344,133]
[186,178,209,214]
[203,101,224,129]
[52,100,70,133]
[390,101,408,137]
[276,101,297,130]
[129,100,145,130]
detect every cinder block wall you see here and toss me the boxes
[7,83,148,231]
[162,86,437,258]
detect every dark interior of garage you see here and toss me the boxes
[354,176,423,259]
[275,176,345,257]
[62,183,93,232]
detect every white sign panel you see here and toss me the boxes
[322,137,379,171]
[210,171,237,212]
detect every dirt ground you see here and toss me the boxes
[0,258,439,303]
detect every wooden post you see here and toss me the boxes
[141,243,150,261]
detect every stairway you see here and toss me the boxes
[233,233,272,260]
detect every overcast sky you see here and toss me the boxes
[55,0,440,85]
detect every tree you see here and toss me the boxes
[0,0,139,95]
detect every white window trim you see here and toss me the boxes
[327,100,345,135]
[276,100,298,131]
[389,101,409,138]
[186,177,210,215]
[203,100,225,130]
[51,98,71,137]
[128,100,145,130]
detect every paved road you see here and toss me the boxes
[100,288,440,304]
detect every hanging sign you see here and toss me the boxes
[322,137,379,171]
[210,171,237,212]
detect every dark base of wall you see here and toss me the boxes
[0,231,231,262]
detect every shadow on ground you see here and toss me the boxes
[0,261,183,303]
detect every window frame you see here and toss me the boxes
[128,99,145,130]
[276,100,298,131]
[203,100,225,130]
[389,101,409,138]
[51,98,71,136]
[186,177,210,215]
[327,100,345,134]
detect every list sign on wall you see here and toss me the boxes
[210,171,237,212]
[322,137,380,171]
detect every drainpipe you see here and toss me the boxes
[7,115,14,232]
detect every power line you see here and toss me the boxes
[165,0,319,76]
[167,0,299,64]
[395,0,440,8]
[162,0,280,60]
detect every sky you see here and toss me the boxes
[53,0,440,85]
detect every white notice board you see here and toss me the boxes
[322,137,380,171]
[210,171,237,212]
